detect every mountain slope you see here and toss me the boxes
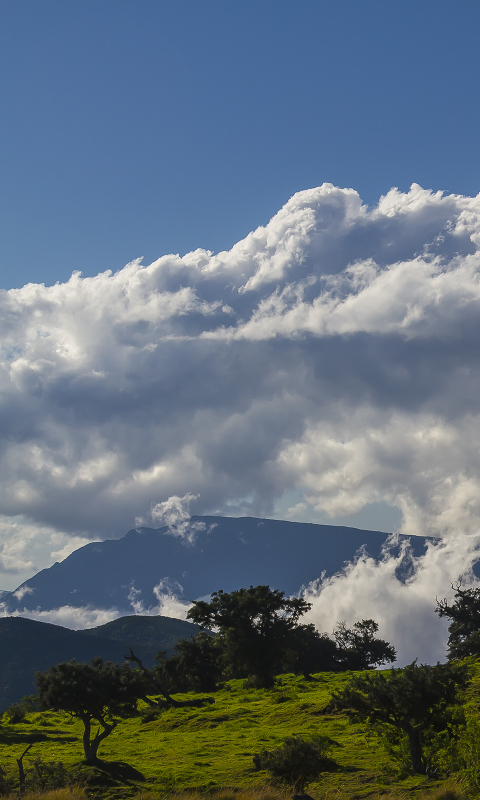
[4,516,427,615]
[0,614,201,710]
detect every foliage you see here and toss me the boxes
[35,658,144,763]
[3,695,40,724]
[187,585,311,687]
[154,633,223,693]
[331,660,468,774]
[4,703,27,724]
[286,624,339,677]
[25,759,70,792]
[254,735,335,792]
[333,619,397,670]
[436,584,480,660]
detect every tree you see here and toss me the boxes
[187,585,311,687]
[436,584,480,660]
[330,660,467,774]
[36,658,143,764]
[287,624,339,678]
[155,632,223,693]
[333,619,396,670]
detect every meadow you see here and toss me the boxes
[1,669,477,800]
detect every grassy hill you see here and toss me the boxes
[1,669,476,800]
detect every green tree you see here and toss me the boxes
[287,624,339,678]
[330,660,467,774]
[334,619,396,670]
[155,632,223,693]
[436,584,480,660]
[187,585,311,688]
[36,658,143,764]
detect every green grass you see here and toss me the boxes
[0,672,473,799]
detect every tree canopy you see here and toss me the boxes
[36,658,143,764]
[333,619,397,670]
[436,584,480,660]
[330,660,467,774]
[187,584,311,687]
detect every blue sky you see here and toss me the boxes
[3,1,480,596]
[2,0,480,289]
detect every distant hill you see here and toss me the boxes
[79,614,203,659]
[0,614,201,710]
[3,516,428,615]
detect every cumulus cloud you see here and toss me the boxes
[301,529,480,665]
[3,182,480,582]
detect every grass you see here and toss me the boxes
[0,671,474,799]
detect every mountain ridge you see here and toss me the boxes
[3,515,429,615]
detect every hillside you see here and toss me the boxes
[0,669,474,799]
[3,516,429,615]
[0,614,200,710]
[79,614,203,656]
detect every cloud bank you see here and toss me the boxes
[2,183,480,584]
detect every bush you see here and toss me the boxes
[253,735,336,793]
[25,759,70,792]
[3,703,27,724]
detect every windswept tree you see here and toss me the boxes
[334,619,397,670]
[36,658,143,764]
[188,585,311,687]
[436,584,480,660]
[330,660,467,774]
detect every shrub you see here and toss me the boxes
[253,735,336,793]
[26,759,70,792]
[3,703,27,724]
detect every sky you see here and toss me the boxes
[2,0,480,614]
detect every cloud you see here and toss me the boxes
[0,577,190,630]
[136,492,207,543]
[301,528,480,665]
[4,529,480,664]
[2,181,480,581]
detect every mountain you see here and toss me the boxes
[3,516,428,615]
[0,614,202,710]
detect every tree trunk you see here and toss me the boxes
[16,744,33,794]
[82,716,92,763]
[81,715,115,764]
[407,728,425,775]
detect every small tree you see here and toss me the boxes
[254,735,335,793]
[330,660,467,774]
[436,584,480,660]
[36,658,143,764]
[187,585,311,688]
[333,619,396,670]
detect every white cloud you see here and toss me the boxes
[301,529,480,665]
[136,492,207,543]
[2,182,480,581]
